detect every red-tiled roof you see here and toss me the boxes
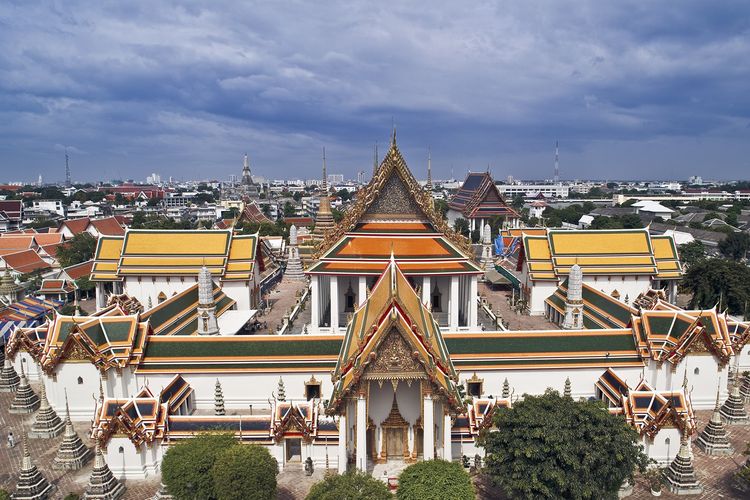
[0,236,35,251]
[39,243,62,258]
[89,216,126,236]
[59,217,91,235]
[63,260,93,280]
[33,233,64,246]
[0,200,22,220]
[1,249,51,274]
[284,217,314,227]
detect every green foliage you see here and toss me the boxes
[336,188,353,202]
[29,217,59,229]
[161,434,237,500]
[683,258,750,316]
[397,460,474,500]
[470,228,480,243]
[0,490,11,500]
[59,304,77,315]
[677,241,705,268]
[306,471,391,500]
[511,194,525,210]
[719,232,750,261]
[236,220,286,237]
[454,218,469,236]
[211,444,278,500]
[542,204,590,227]
[434,198,449,218]
[64,494,81,500]
[482,390,648,500]
[589,213,642,230]
[20,270,44,293]
[56,233,97,268]
[130,214,193,229]
[332,208,345,223]
[283,201,296,218]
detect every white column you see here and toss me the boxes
[358,276,367,306]
[330,276,339,332]
[356,393,367,471]
[338,414,347,473]
[423,394,434,459]
[443,413,452,460]
[311,275,319,332]
[468,276,478,328]
[422,276,431,307]
[449,276,459,331]
[95,282,105,310]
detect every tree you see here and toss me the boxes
[332,208,345,223]
[677,241,705,268]
[482,390,648,499]
[433,199,449,219]
[306,471,391,500]
[56,233,97,268]
[161,434,236,500]
[683,258,750,316]
[211,444,278,500]
[511,194,525,210]
[454,218,469,236]
[397,460,474,500]
[719,232,750,261]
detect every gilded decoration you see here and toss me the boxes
[364,174,423,218]
[313,141,472,259]
[365,329,425,381]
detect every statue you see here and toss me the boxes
[304,456,314,476]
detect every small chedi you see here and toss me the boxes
[663,434,703,496]
[29,378,64,438]
[13,431,55,500]
[695,386,733,455]
[54,392,93,469]
[9,364,39,414]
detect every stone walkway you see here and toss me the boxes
[258,278,308,334]
[478,282,560,331]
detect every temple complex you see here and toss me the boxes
[3,137,749,485]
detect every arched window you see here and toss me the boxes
[693,367,700,375]
[157,292,167,304]
[664,437,670,446]
[77,376,84,385]
[118,446,124,453]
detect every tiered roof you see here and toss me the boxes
[521,228,681,281]
[546,280,637,329]
[91,230,260,281]
[329,257,464,413]
[448,172,519,220]
[452,398,512,443]
[140,282,235,336]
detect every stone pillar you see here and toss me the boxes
[422,276,431,307]
[408,425,415,459]
[449,276,459,331]
[311,275,319,331]
[468,276,478,328]
[443,413,452,460]
[358,276,367,306]
[95,282,106,310]
[356,394,367,471]
[330,276,339,332]
[423,394,434,460]
[338,414,347,474]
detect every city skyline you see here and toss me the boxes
[1,1,749,182]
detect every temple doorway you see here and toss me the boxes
[386,427,405,458]
[285,438,301,462]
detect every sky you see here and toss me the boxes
[1,1,749,183]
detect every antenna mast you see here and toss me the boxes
[65,147,71,187]
[554,140,559,183]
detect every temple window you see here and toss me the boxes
[77,376,84,385]
[466,373,484,397]
[344,282,356,312]
[694,368,700,375]
[157,292,167,304]
[305,376,321,400]
[432,286,443,312]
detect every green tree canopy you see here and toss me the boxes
[454,217,469,236]
[56,233,97,268]
[719,232,750,261]
[397,460,474,500]
[433,198,449,219]
[161,434,236,500]
[482,390,648,499]
[677,241,705,269]
[683,258,750,316]
[211,444,278,500]
[306,471,391,500]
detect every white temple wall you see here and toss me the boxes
[46,362,102,418]
[123,276,198,308]
[105,437,162,480]
[642,428,681,465]
[13,352,41,380]
[645,355,729,409]
[582,275,649,304]
[222,280,255,311]
[527,281,558,315]
[739,344,750,372]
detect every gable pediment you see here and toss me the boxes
[364,327,426,380]
[364,174,426,220]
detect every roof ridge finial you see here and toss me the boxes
[391,118,396,147]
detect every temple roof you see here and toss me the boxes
[448,172,520,219]
[140,282,235,336]
[329,258,464,413]
[545,280,637,329]
[91,230,259,281]
[521,228,682,281]
[314,140,471,259]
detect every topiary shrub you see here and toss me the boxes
[397,460,474,500]
[211,444,278,500]
[306,470,391,500]
[161,434,236,500]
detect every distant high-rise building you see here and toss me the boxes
[554,140,560,183]
[146,173,161,184]
[37,175,42,187]
[328,174,344,185]
[357,171,366,184]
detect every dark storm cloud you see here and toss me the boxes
[0,0,748,182]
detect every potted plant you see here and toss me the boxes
[645,468,663,497]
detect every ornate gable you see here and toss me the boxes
[315,138,471,258]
